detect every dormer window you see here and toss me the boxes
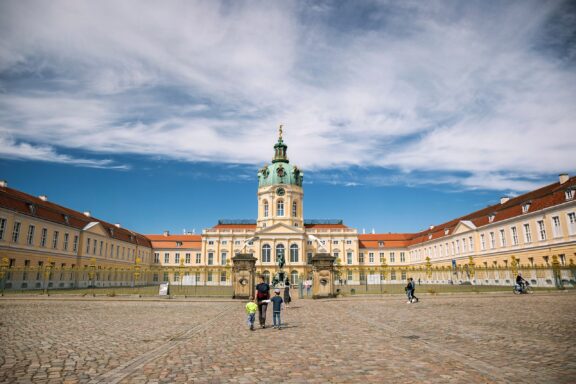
[522,202,531,214]
[176,241,183,247]
[378,241,384,247]
[488,214,495,223]
[428,234,432,240]
[63,214,69,224]
[566,189,574,201]
[27,203,36,215]
[109,228,114,237]
[444,229,450,235]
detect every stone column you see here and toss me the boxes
[311,253,336,299]
[232,253,257,299]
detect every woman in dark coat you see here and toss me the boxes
[284,278,291,306]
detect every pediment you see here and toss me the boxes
[452,220,476,235]
[256,222,305,236]
[82,222,110,237]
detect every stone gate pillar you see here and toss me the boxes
[232,253,257,299]
[311,253,336,299]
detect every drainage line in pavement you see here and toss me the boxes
[87,303,237,384]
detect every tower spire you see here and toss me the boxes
[272,124,288,163]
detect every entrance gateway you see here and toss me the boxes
[224,125,340,299]
[232,251,336,299]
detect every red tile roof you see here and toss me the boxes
[145,234,202,249]
[406,176,576,246]
[359,176,576,249]
[145,234,202,241]
[0,185,152,248]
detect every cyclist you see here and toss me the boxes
[515,273,528,293]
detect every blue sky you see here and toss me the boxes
[0,0,575,234]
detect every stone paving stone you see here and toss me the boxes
[1,293,575,383]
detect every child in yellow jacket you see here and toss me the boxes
[245,297,258,331]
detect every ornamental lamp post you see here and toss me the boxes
[0,257,9,296]
[192,267,198,296]
[179,258,184,291]
[43,257,53,295]
[89,258,96,295]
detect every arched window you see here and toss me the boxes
[263,200,269,218]
[290,270,299,285]
[276,244,285,263]
[292,201,297,217]
[277,199,284,216]
[261,244,271,263]
[262,271,270,283]
[290,244,299,263]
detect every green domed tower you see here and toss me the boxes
[256,125,304,229]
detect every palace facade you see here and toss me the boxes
[1,131,575,289]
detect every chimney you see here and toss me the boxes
[83,211,91,217]
[559,174,569,184]
[163,230,170,237]
[0,180,7,187]
[500,197,510,205]
[429,225,435,230]
[115,223,121,228]
[371,228,375,234]
[362,228,366,234]
[39,195,48,202]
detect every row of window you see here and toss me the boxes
[85,237,146,261]
[157,248,426,266]
[2,259,137,282]
[0,218,149,261]
[0,219,80,253]
[153,271,228,283]
[355,252,406,264]
[413,236,476,261]
[205,239,355,246]
[479,213,576,251]
[157,244,303,265]
[262,199,298,218]
[410,212,576,261]
[346,270,407,281]
[155,252,202,265]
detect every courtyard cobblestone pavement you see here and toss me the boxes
[1,292,574,383]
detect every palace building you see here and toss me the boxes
[1,129,575,290]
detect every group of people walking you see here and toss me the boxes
[245,275,292,331]
[246,276,421,330]
[405,277,419,303]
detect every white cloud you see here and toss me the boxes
[0,136,128,169]
[0,0,574,191]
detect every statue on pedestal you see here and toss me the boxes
[272,248,286,287]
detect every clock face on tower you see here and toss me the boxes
[276,187,285,196]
